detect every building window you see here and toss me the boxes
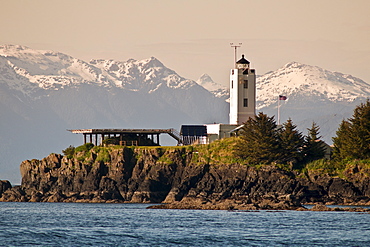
[251,69,255,73]
[231,70,234,75]
[244,80,248,88]
[244,98,248,107]
[231,80,233,88]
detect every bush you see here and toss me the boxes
[75,143,94,153]
[62,145,75,159]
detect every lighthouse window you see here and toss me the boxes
[244,98,248,107]
[231,80,233,88]
[243,80,248,88]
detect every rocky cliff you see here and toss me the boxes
[1,145,370,210]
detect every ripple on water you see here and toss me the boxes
[1,202,370,246]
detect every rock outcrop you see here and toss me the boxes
[1,146,370,210]
[0,180,12,197]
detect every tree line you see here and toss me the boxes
[234,112,326,166]
[235,99,370,166]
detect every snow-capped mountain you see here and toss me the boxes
[196,74,229,102]
[90,58,197,92]
[0,45,226,124]
[257,62,370,109]
[0,45,104,94]
[0,45,199,95]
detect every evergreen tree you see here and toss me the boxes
[303,122,326,162]
[333,100,370,160]
[235,112,281,164]
[332,120,353,160]
[279,118,305,163]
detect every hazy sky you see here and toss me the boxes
[1,0,369,86]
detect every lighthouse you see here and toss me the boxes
[229,55,256,125]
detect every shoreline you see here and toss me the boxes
[1,199,370,213]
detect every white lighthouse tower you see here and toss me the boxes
[229,55,256,125]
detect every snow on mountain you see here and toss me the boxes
[0,45,106,94]
[196,73,229,102]
[256,62,370,109]
[90,57,197,92]
[0,45,201,97]
[196,74,222,91]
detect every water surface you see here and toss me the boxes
[1,202,369,246]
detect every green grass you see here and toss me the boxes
[188,137,246,166]
[75,143,94,153]
[299,159,346,178]
[157,155,174,164]
[96,148,111,163]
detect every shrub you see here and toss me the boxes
[62,145,75,159]
[75,143,94,153]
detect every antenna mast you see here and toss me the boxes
[230,42,242,69]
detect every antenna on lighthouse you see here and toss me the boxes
[230,42,242,69]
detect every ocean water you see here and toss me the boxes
[1,202,370,246]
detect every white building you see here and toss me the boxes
[229,55,256,125]
[206,123,239,143]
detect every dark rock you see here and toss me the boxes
[0,180,12,197]
[0,186,26,202]
[99,176,123,201]
[328,178,361,204]
[311,204,332,211]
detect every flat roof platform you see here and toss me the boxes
[68,128,181,146]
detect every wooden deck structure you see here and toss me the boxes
[68,128,182,146]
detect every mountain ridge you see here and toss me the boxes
[196,73,229,102]
[0,45,200,96]
[256,61,370,109]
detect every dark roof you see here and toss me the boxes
[180,125,207,136]
[68,128,174,134]
[236,54,250,64]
